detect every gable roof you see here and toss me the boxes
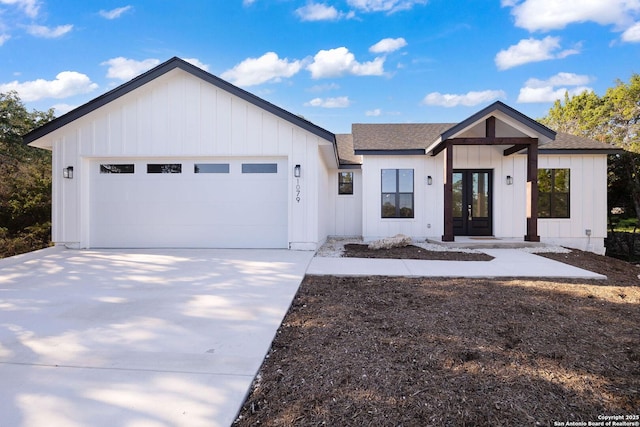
[439,101,556,141]
[348,101,620,157]
[23,57,336,147]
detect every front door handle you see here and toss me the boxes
[468,204,472,221]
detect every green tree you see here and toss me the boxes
[540,75,640,223]
[0,91,55,257]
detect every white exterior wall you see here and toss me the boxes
[362,155,440,241]
[360,148,608,254]
[538,154,607,254]
[46,68,329,249]
[327,169,363,237]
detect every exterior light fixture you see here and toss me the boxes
[427,176,433,185]
[294,164,301,178]
[506,175,513,185]
[63,166,74,179]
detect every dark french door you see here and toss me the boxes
[452,170,493,236]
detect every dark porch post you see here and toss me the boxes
[525,141,540,242]
[442,141,454,241]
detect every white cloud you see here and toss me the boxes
[221,52,302,86]
[366,108,382,116]
[182,57,210,71]
[296,3,343,21]
[101,57,161,81]
[99,6,133,20]
[347,0,427,13]
[0,71,98,102]
[26,24,73,38]
[517,72,593,103]
[307,47,385,78]
[622,21,640,42]
[307,82,340,92]
[0,34,10,45]
[52,103,77,116]
[0,0,39,18]
[504,0,640,32]
[243,0,256,5]
[369,37,407,53]
[305,96,351,108]
[422,90,506,107]
[495,36,579,70]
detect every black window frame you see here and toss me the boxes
[194,163,230,174]
[241,163,278,174]
[338,172,354,195]
[538,168,570,218]
[100,164,135,174]
[146,163,182,174]
[381,169,414,218]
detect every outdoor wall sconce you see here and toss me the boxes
[294,164,301,178]
[427,176,433,185]
[506,175,513,185]
[63,166,74,179]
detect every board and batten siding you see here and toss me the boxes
[327,169,363,237]
[537,154,607,254]
[48,68,330,249]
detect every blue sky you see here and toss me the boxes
[1,0,639,133]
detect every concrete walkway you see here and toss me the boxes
[307,248,607,279]
[0,247,314,427]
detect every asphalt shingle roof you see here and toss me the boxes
[335,124,622,164]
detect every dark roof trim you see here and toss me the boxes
[337,164,362,170]
[24,57,335,145]
[440,101,556,141]
[354,149,426,155]
[538,148,624,155]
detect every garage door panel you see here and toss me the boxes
[90,158,288,248]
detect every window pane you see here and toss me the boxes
[552,193,569,217]
[554,169,570,192]
[100,164,134,174]
[538,193,551,218]
[242,163,277,173]
[398,169,413,192]
[195,163,229,173]
[399,193,414,218]
[339,172,353,184]
[339,183,353,195]
[147,164,182,173]
[453,173,463,217]
[381,193,396,218]
[538,169,552,192]
[473,172,489,218]
[381,169,396,193]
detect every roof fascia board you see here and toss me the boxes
[537,149,624,155]
[24,57,336,146]
[354,149,426,155]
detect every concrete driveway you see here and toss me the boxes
[0,247,314,427]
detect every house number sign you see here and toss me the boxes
[296,178,301,203]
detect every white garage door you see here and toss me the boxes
[90,158,288,248]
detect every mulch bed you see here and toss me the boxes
[343,243,494,261]
[234,248,640,426]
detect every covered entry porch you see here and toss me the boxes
[426,102,557,243]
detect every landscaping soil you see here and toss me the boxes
[234,249,640,426]
[343,243,495,261]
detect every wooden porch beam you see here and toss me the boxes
[503,144,529,156]
[486,116,496,138]
[525,140,540,242]
[431,137,536,156]
[442,141,454,242]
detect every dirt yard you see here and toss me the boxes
[234,248,640,426]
